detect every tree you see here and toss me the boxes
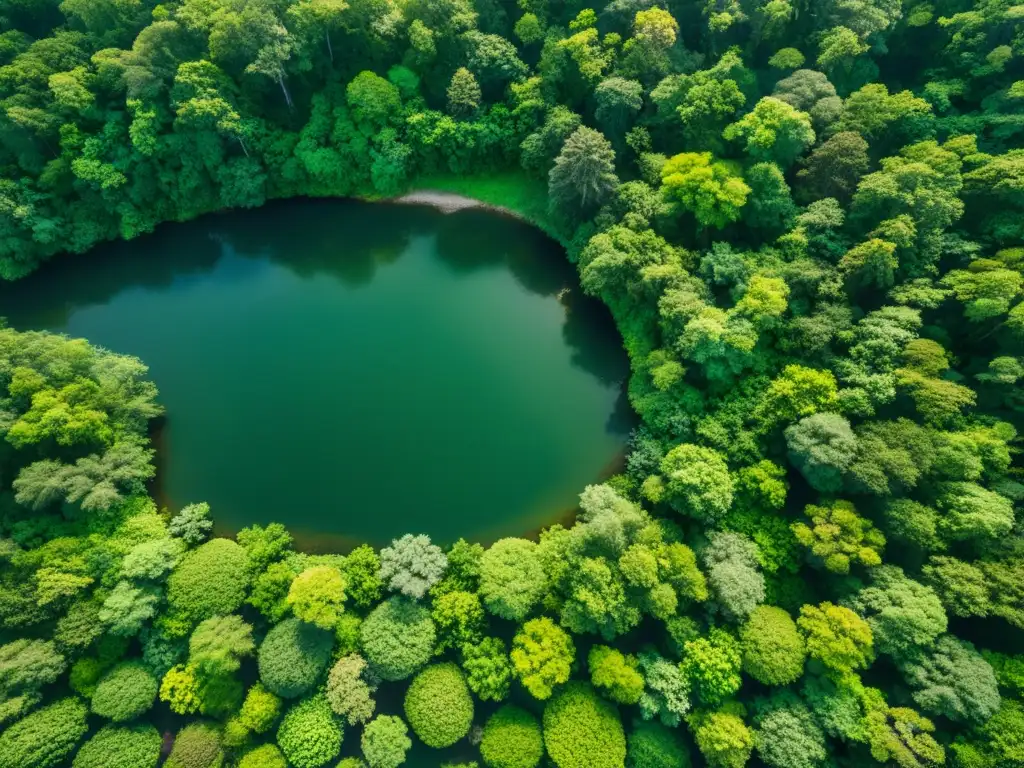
[846,566,947,659]
[899,636,1000,724]
[921,556,990,619]
[326,654,377,725]
[543,682,626,768]
[723,97,815,167]
[479,538,548,621]
[433,590,485,652]
[276,694,343,768]
[121,538,184,581]
[168,502,213,545]
[480,705,544,768]
[164,723,224,768]
[461,636,512,702]
[447,68,480,116]
[701,531,765,622]
[361,715,411,768]
[404,663,474,747]
[785,413,858,492]
[0,639,65,699]
[652,444,734,522]
[360,597,436,681]
[588,645,644,705]
[72,724,161,768]
[626,721,688,768]
[342,545,383,609]
[346,71,401,131]
[753,693,828,768]
[594,77,644,138]
[791,500,885,574]
[935,482,1015,544]
[740,606,806,685]
[511,617,575,700]
[548,126,620,219]
[189,615,255,677]
[796,131,869,202]
[258,617,334,698]
[237,745,288,768]
[681,628,743,707]
[0,697,88,768]
[91,662,158,722]
[379,534,447,600]
[691,708,754,768]
[660,152,750,229]
[797,602,874,674]
[287,566,347,629]
[166,539,250,631]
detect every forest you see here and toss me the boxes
[1,0,1024,766]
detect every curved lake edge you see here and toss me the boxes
[0,196,633,550]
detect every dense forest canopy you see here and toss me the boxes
[1,0,1024,767]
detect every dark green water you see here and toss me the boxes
[0,199,632,549]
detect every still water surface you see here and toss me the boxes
[0,199,632,548]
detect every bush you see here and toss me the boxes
[0,697,89,768]
[480,705,544,768]
[164,723,223,768]
[360,597,435,681]
[276,694,343,768]
[361,715,412,768]
[404,663,474,748]
[237,744,287,768]
[72,724,161,768]
[627,721,689,768]
[258,617,335,698]
[166,539,250,629]
[91,661,158,721]
[479,538,548,621]
[543,682,626,768]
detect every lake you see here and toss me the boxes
[0,198,632,549]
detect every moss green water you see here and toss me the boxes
[0,198,631,549]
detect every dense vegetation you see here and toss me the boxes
[2,0,1024,766]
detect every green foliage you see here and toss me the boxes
[287,566,347,629]
[791,500,885,574]
[543,682,626,768]
[512,617,575,700]
[361,715,410,768]
[691,708,754,768]
[549,127,620,219]
[740,606,806,685]
[461,636,512,702]
[480,705,544,768]
[404,663,474,748]
[276,694,343,768]
[360,597,435,681]
[626,720,688,768]
[164,723,223,768]
[479,537,547,621]
[166,539,250,632]
[798,602,874,674]
[0,697,88,768]
[189,615,255,677]
[258,617,335,699]
[379,535,447,600]
[237,745,287,768]
[72,724,161,768]
[660,152,750,229]
[91,661,158,722]
[589,645,644,704]
[326,654,376,726]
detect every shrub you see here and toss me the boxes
[237,744,287,768]
[479,538,548,621]
[361,715,412,768]
[166,539,250,629]
[90,662,158,722]
[238,682,282,733]
[404,663,474,748]
[287,566,348,630]
[0,697,88,768]
[164,723,223,768]
[627,721,688,768]
[360,597,435,681]
[258,617,335,698]
[72,724,161,768]
[276,694,343,768]
[543,682,626,768]
[326,654,377,725]
[480,705,544,768]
